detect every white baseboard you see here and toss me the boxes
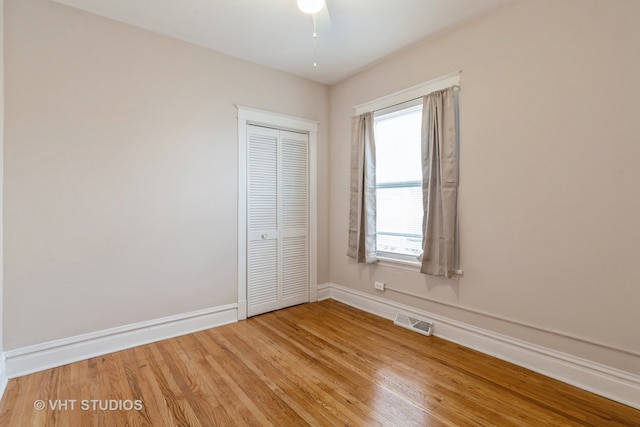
[0,352,8,402]
[5,304,238,379]
[317,283,331,301]
[318,282,640,410]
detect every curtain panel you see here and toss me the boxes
[347,113,378,264]
[419,87,459,277]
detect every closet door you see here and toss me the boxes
[247,126,280,316]
[280,131,309,309]
[247,125,309,317]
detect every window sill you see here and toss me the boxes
[376,254,421,272]
[376,253,464,276]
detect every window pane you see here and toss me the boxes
[376,186,423,256]
[375,108,422,184]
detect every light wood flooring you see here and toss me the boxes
[0,299,638,426]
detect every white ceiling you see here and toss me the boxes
[52,0,511,85]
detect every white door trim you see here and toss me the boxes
[237,106,318,320]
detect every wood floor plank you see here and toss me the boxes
[130,344,181,427]
[0,299,638,426]
[298,307,539,425]
[263,305,512,425]
[213,320,381,426]
[117,346,166,427]
[302,302,628,425]
[250,311,445,426]
[198,329,329,426]
[200,328,312,426]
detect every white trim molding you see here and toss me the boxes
[237,106,319,320]
[353,71,461,116]
[5,304,237,378]
[0,353,8,402]
[317,283,640,410]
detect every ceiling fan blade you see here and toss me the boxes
[315,3,332,33]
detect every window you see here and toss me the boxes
[374,99,423,260]
[349,72,460,273]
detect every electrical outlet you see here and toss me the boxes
[374,281,385,291]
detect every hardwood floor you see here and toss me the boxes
[0,299,638,426]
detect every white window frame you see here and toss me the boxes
[353,71,461,269]
[374,99,423,264]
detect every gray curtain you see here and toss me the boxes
[347,113,378,263]
[419,87,459,277]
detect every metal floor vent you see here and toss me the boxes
[393,313,433,337]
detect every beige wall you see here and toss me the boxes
[329,0,640,374]
[3,0,329,350]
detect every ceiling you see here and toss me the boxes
[52,0,511,85]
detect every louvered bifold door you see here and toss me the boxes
[247,125,309,317]
[247,125,280,316]
[280,130,309,309]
